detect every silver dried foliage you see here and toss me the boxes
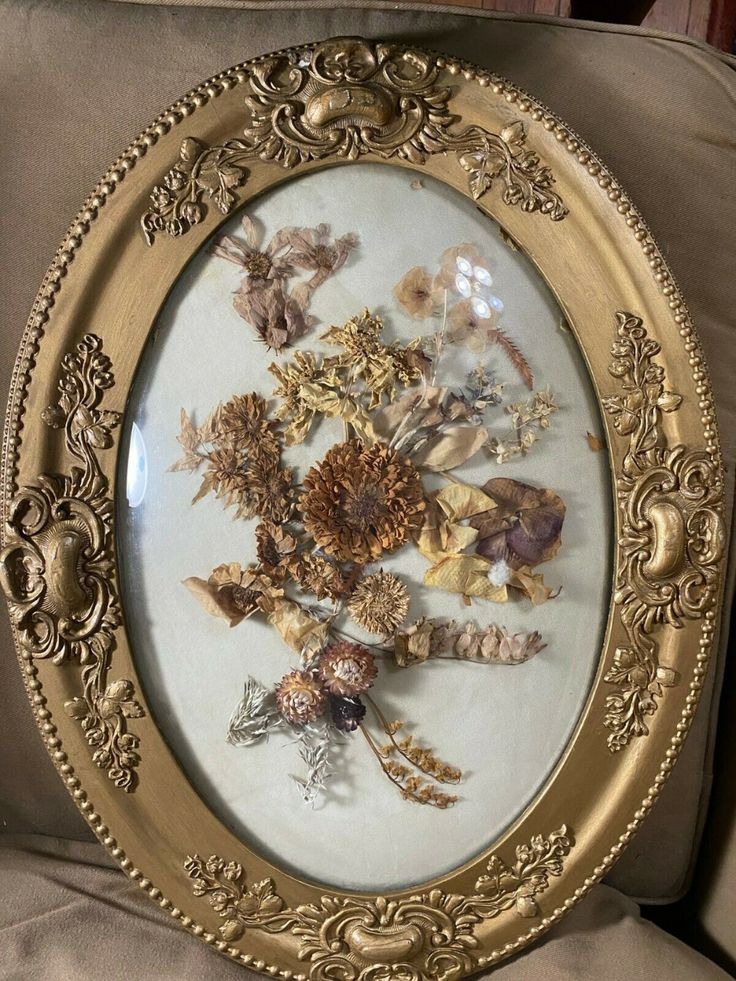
[227,676,284,746]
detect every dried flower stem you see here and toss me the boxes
[365,694,461,785]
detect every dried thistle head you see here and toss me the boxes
[348,571,409,636]
[275,671,327,724]
[318,642,377,697]
[300,439,425,563]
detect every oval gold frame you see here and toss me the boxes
[0,37,727,979]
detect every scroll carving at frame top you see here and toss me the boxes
[140,37,568,245]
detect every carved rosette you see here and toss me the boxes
[141,38,567,243]
[184,826,573,979]
[0,335,144,790]
[602,313,724,751]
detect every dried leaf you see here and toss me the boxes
[267,599,330,653]
[510,567,557,606]
[416,483,495,563]
[412,426,488,472]
[183,576,244,628]
[586,431,604,452]
[424,554,507,603]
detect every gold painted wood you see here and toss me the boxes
[0,36,726,979]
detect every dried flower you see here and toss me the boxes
[348,571,410,635]
[394,618,435,667]
[433,243,489,292]
[247,459,293,523]
[219,393,279,456]
[269,351,343,445]
[184,563,284,627]
[234,279,315,352]
[300,439,425,563]
[294,553,348,601]
[393,266,439,319]
[471,477,566,568]
[330,695,366,732]
[318,642,377,697]
[322,310,427,407]
[284,223,357,293]
[275,671,327,724]
[211,214,294,283]
[255,521,297,578]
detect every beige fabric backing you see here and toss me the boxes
[0,1,734,976]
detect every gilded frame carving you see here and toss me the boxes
[0,37,725,978]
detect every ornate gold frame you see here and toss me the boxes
[0,37,725,978]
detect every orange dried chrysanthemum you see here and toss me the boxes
[300,439,425,563]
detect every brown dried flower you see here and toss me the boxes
[275,670,327,724]
[348,571,410,636]
[219,393,279,457]
[283,223,357,294]
[318,642,377,697]
[184,563,284,627]
[294,553,348,601]
[300,439,425,563]
[433,243,488,291]
[234,280,315,352]
[255,521,297,578]
[248,459,293,524]
[269,351,344,446]
[393,266,439,320]
[211,214,294,284]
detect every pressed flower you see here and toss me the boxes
[348,571,410,635]
[283,223,357,293]
[393,617,435,667]
[447,300,533,389]
[294,553,348,601]
[433,243,489,291]
[200,446,260,519]
[211,214,294,283]
[255,521,297,578]
[330,694,366,732]
[393,266,440,320]
[300,439,426,563]
[275,670,327,724]
[234,279,315,352]
[184,563,284,627]
[322,310,428,407]
[248,459,293,524]
[318,642,377,697]
[471,477,566,568]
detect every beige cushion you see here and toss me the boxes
[0,834,730,980]
[0,0,734,905]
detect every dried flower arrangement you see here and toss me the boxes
[173,225,566,808]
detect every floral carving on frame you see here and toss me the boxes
[141,38,567,243]
[0,336,144,790]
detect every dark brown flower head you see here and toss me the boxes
[255,521,297,578]
[318,642,377,697]
[219,392,278,456]
[300,439,425,563]
[330,694,366,732]
[348,571,409,635]
[295,553,348,601]
[275,670,327,724]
